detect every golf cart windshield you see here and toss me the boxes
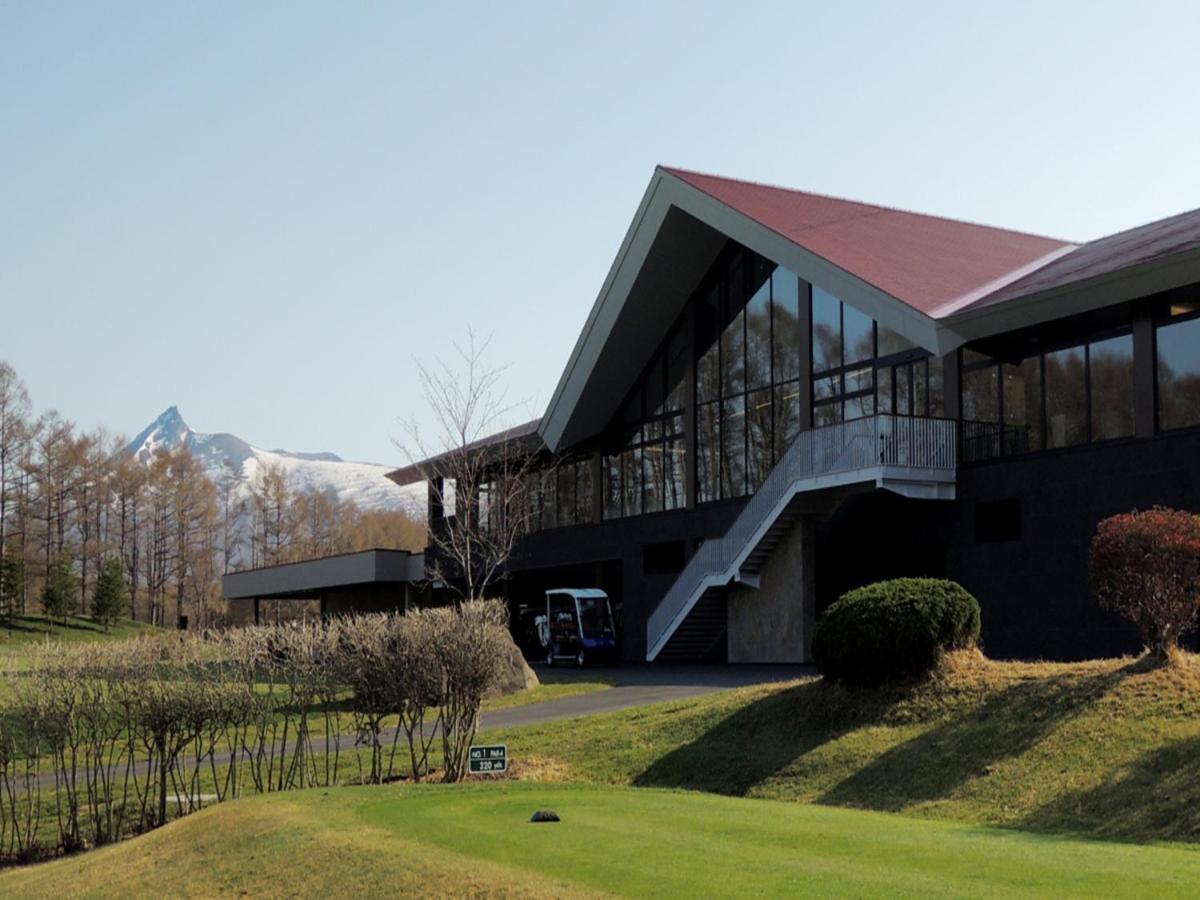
[577,596,613,638]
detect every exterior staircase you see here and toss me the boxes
[646,414,957,661]
[654,590,728,662]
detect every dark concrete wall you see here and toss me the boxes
[947,430,1200,660]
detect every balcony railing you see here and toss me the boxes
[646,414,957,660]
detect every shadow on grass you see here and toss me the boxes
[1021,734,1200,844]
[632,679,881,796]
[818,665,1132,812]
[634,661,1139,806]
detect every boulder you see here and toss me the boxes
[530,809,560,823]
[487,629,540,697]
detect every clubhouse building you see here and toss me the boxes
[238,165,1200,664]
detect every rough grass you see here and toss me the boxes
[488,650,1200,844]
[4,782,1200,899]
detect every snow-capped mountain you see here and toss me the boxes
[123,407,424,516]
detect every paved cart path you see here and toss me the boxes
[483,663,812,731]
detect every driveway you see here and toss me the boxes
[481,662,813,731]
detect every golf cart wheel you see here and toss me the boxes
[576,650,586,668]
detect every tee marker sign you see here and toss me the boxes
[469,744,507,774]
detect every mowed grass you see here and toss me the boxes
[3,782,1199,899]
[488,651,1200,844]
[0,615,155,653]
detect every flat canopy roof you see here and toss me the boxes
[222,549,426,601]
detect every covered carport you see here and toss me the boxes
[222,549,433,624]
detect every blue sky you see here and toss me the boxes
[3,2,1199,463]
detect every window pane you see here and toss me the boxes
[642,441,662,514]
[603,455,621,520]
[843,304,874,365]
[876,366,893,414]
[814,374,841,401]
[622,447,642,516]
[773,382,801,461]
[697,402,720,503]
[556,464,575,527]
[1003,359,1041,454]
[929,356,946,417]
[962,365,1000,423]
[895,364,912,415]
[913,359,928,416]
[746,279,772,390]
[771,268,801,382]
[1045,346,1087,448]
[721,396,746,499]
[696,285,720,404]
[812,287,842,372]
[720,309,745,397]
[1158,317,1200,430]
[1089,334,1134,441]
[664,437,686,511]
[577,460,594,524]
[746,388,773,491]
[814,402,842,427]
[844,366,873,396]
[844,392,875,421]
[540,470,557,528]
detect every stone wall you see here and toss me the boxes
[726,515,815,663]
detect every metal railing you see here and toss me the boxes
[646,414,957,660]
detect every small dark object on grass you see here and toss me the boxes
[530,809,560,823]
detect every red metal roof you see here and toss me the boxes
[663,167,1075,318]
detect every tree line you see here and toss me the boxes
[0,362,424,629]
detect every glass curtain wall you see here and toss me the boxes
[960,332,1134,462]
[695,250,804,503]
[603,326,687,519]
[812,291,943,426]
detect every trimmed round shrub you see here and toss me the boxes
[811,578,981,686]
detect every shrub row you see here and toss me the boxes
[0,601,509,863]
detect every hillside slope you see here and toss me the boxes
[3,783,1199,898]
[491,652,1200,844]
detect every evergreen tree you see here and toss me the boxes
[0,552,23,624]
[42,552,77,628]
[92,556,126,633]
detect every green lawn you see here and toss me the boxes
[3,782,1198,898]
[0,614,155,652]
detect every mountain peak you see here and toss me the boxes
[153,405,188,430]
[124,405,193,463]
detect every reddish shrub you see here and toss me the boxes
[1090,506,1200,661]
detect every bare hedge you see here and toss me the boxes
[0,600,509,863]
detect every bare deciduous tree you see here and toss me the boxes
[400,331,541,602]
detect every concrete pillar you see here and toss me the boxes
[253,597,260,626]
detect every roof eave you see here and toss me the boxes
[538,167,943,452]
